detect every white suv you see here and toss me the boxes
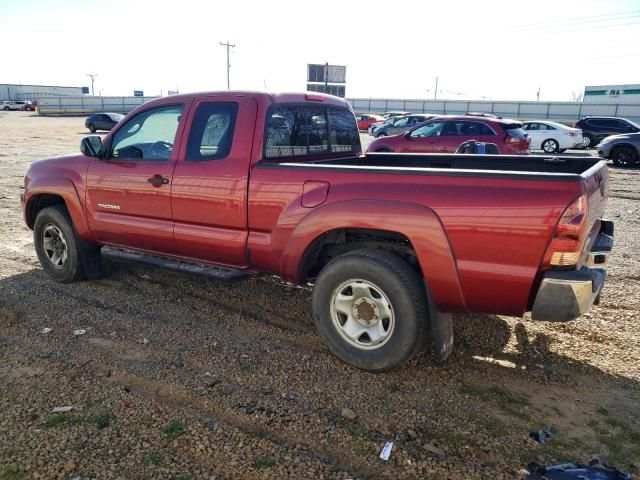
[2,100,34,111]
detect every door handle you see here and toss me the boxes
[147,175,169,186]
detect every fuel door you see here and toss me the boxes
[301,180,330,208]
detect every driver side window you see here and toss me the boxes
[110,105,184,161]
[410,121,445,138]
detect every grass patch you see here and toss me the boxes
[162,419,187,440]
[93,413,111,430]
[0,467,29,480]
[459,384,530,420]
[388,383,401,393]
[471,413,507,435]
[590,416,640,467]
[253,457,276,469]
[43,415,68,428]
[354,444,369,457]
[145,450,164,465]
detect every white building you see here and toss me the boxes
[0,83,85,101]
[584,84,640,105]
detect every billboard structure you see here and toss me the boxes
[307,64,346,97]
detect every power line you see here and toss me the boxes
[219,41,235,90]
[519,9,640,28]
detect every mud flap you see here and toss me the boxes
[77,236,109,280]
[426,286,454,362]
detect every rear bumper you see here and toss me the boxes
[531,220,614,322]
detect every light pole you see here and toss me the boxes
[86,74,97,96]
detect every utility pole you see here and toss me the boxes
[536,87,541,102]
[324,62,329,93]
[86,74,97,96]
[219,41,235,90]
[434,76,439,100]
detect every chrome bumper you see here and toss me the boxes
[531,220,613,322]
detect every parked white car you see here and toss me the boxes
[522,121,583,153]
[2,100,34,111]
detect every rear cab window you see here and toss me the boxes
[265,105,360,160]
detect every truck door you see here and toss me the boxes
[85,101,190,253]
[171,96,258,267]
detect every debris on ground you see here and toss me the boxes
[341,407,357,421]
[72,329,87,336]
[51,406,73,413]
[529,425,556,443]
[526,459,632,479]
[379,441,393,461]
[40,327,52,334]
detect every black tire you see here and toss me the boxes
[3,106,9,111]
[375,148,392,152]
[583,134,595,148]
[88,123,96,133]
[312,249,428,371]
[375,132,387,138]
[541,138,559,153]
[34,205,86,283]
[610,145,639,167]
[559,149,567,153]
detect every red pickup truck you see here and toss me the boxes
[22,91,614,371]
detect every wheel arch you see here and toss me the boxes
[24,178,93,241]
[282,199,468,313]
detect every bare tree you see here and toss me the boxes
[571,89,584,102]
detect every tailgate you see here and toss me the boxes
[579,160,610,265]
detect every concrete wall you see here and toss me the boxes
[37,96,157,116]
[348,98,640,122]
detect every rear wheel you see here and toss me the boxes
[88,123,96,133]
[583,134,595,148]
[376,132,387,138]
[542,139,559,153]
[312,249,428,371]
[3,106,9,111]
[34,205,86,283]
[375,147,392,152]
[610,145,639,167]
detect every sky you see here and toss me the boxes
[1,0,639,101]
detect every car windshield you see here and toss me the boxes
[624,119,640,129]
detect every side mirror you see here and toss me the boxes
[80,136,103,157]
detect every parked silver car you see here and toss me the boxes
[597,132,640,167]
[374,114,435,137]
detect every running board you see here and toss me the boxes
[101,247,248,280]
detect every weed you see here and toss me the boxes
[93,413,111,430]
[43,415,68,428]
[388,383,401,393]
[162,419,187,440]
[145,450,164,465]
[253,457,276,469]
[459,384,529,419]
[354,444,369,457]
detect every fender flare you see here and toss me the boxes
[25,177,93,241]
[280,199,467,313]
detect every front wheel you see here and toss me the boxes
[3,106,9,111]
[88,123,96,133]
[34,205,86,283]
[375,132,387,138]
[611,145,639,167]
[312,249,428,371]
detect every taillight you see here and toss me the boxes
[544,195,588,267]
[573,122,579,128]
[567,131,576,137]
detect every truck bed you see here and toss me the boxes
[289,152,605,179]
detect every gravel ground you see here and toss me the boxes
[1,112,639,479]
